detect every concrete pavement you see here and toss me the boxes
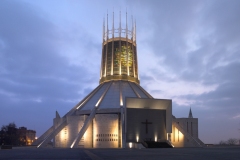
[0,146,239,160]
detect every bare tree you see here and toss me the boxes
[219,140,227,145]
[227,138,238,145]
[8,122,16,128]
[0,122,18,146]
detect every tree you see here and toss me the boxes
[0,122,18,146]
[1,125,7,132]
[219,138,239,145]
[219,140,227,145]
[227,138,238,145]
[8,123,16,128]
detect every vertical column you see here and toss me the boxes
[134,20,139,80]
[126,12,129,76]
[178,130,179,142]
[120,82,124,148]
[119,80,123,106]
[121,106,125,148]
[105,13,109,76]
[131,16,135,77]
[100,18,105,78]
[92,120,94,148]
[111,12,114,75]
[119,11,122,75]
[118,113,121,148]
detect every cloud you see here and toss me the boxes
[232,114,240,119]
[0,0,239,143]
[0,0,100,134]
[128,0,240,142]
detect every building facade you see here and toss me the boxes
[18,127,36,146]
[34,13,204,148]
[0,126,36,146]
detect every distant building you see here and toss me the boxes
[0,124,36,146]
[34,13,204,148]
[18,127,36,145]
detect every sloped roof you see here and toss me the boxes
[77,80,152,111]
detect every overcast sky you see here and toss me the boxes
[0,0,239,144]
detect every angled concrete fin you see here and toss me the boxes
[62,83,104,117]
[56,111,61,119]
[37,120,67,148]
[70,108,97,148]
[32,126,54,146]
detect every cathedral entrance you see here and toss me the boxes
[126,108,166,143]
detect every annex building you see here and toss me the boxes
[33,13,205,148]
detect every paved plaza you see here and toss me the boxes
[0,147,240,160]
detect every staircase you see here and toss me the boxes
[142,140,173,148]
[172,116,205,147]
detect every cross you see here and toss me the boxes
[141,119,152,134]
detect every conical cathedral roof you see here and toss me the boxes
[76,80,152,112]
[71,13,150,113]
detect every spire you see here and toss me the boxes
[107,11,109,40]
[56,111,61,119]
[103,17,105,41]
[188,108,193,118]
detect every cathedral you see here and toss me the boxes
[33,13,205,148]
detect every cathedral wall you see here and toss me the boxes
[171,124,185,147]
[171,118,199,147]
[80,121,93,148]
[175,118,198,138]
[93,114,119,148]
[54,118,68,147]
[54,116,86,148]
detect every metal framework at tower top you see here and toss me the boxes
[100,12,139,84]
[102,12,136,43]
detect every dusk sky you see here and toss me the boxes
[0,0,240,144]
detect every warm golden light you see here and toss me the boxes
[93,116,119,148]
[129,142,132,148]
[175,127,184,142]
[120,98,123,106]
[136,136,139,142]
[120,87,123,106]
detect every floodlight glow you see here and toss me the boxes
[129,142,132,148]
[136,136,139,142]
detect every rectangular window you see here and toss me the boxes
[191,122,193,136]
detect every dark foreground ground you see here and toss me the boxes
[0,146,240,160]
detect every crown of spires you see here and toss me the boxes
[188,108,193,118]
[99,11,139,84]
[102,11,136,42]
